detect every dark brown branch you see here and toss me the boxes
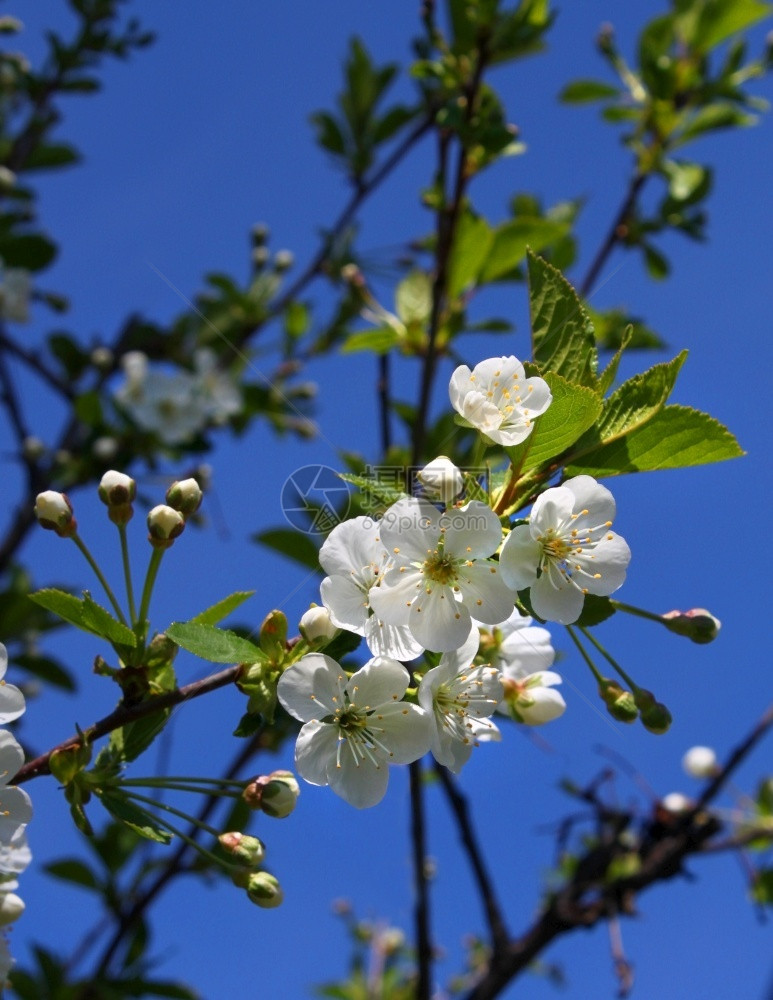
[409,759,433,1000]
[579,172,647,299]
[434,763,510,953]
[462,702,773,1000]
[14,664,241,784]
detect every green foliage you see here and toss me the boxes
[99,792,172,845]
[165,622,265,664]
[29,588,136,647]
[189,590,255,626]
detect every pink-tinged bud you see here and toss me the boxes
[417,456,464,505]
[243,770,300,818]
[98,470,136,507]
[165,477,203,517]
[218,831,266,865]
[246,871,284,908]
[299,605,339,644]
[0,892,24,926]
[34,490,76,537]
[662,608,721,644]
[147,504,185,548]
[682,745,718,779]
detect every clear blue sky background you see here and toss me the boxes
[6,2,773,998]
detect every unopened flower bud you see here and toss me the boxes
[22,436,45,460]
[682,745,718,779]
[418,456,464,505]
[599,680,638,723]
[246,871,284,908]
[662,608,721,644]
[274,249,294,272]
[299,605,339,644]
[98,470,136,506]
[165,477,203,517]
[147,504,185,547]
[251,246,270,269]
[218,831,266,865]
[0,892,24,926]
[661,791,691,814]
[34,490,76,537]
[0,166,16,191]
[251,222,269,245]
[640,700,672,734]
[90,346,114,370]
[92,436,119,461]
[243,770,300,818]
[0,16,23,34]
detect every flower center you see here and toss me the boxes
[539,529,571,563]
[422,551,458,585]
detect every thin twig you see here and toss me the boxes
[409,759,432,1000]
[433,763,510,953]
[579,173,647,299]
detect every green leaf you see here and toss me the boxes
[396,270,432,324]
[10,652,76,691]
[165,622,264,664]
[643,243,670,280]
[571,351,687,456]
[233,711,264,738]
[338,471,408,508]
[692,0,772,53]
[23,143,80,170]
[663,161,710,203]
[505,372,603,479]
[751,869,773,906]
[565,404,744,477]
[677,103,757,145]
[574,595,616,627]
[559,80,619,103]
[447,212,493,298]
[28,588,135,646]
[109,711,170,766]
[0,232,57,271]
[253,528,321,571]
[528,251,598,387]
[190,590,255,626]
[80,593,137,647]
[341,325,402,355]
[479,218,569,283]
[597,326,632,396]
[44,858,101,890]
[99,793,172,844]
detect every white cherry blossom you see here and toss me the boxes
[369,497,516,653]
[320,516,422,661]
[0,644,25,725]
[498,668,566,725]
[449,356,552,446]
[417,456,463,505]
[418,628,501,773]
[499,475,631,624]
[0,731,32,842]
[277,654,431,809]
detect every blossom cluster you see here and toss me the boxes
[114,348,242,445]
[275,355,634,808]
[0,643,32,985]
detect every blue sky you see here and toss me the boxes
[6,2,773,998]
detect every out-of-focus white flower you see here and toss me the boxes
[682,746,718,779]
[277,654,431,809]
[418,628,501,773]
[498,669,566,725]
[369,497,516,653]
[192,349,242,424]
[0,731,32,842]
[0,262,31,323]
[320,516,422,661]
[92,436,119,461]
[115,353,204,445]
[0,643,25,725]
[0,892,23,926]
[661,792,692,814]
[499,475,630,624]
[481,607,555,676]
[417,456,464,506]
[449,356,552,446]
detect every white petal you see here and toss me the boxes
[462,392,504,434]
[295,721,338,785]
[529,485,575,534]
[374,703,432,764]
[499,526,541,590]
[320,575,369,633]
[438,626,479,674]
[364,616,423,661]
[0,786,32,839]
[530,571,584,625]
[369,565,424,623]
[319,516,385,580]
[498,624,555,677]
[580,533,631,596]
[0,730,24,784]
[0,643,7,681]
[410,586,472,652]
[329,748,390,809]
[379,498,441,563]
[442,502,502,559]
[0,683,25,725]
[457,562,515,625]
[563,475,616,527]
[517,686,566,725]
[346,658,410,708]
[520,376,553,417]
[277,654,346,722]
[448,364,473,411]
